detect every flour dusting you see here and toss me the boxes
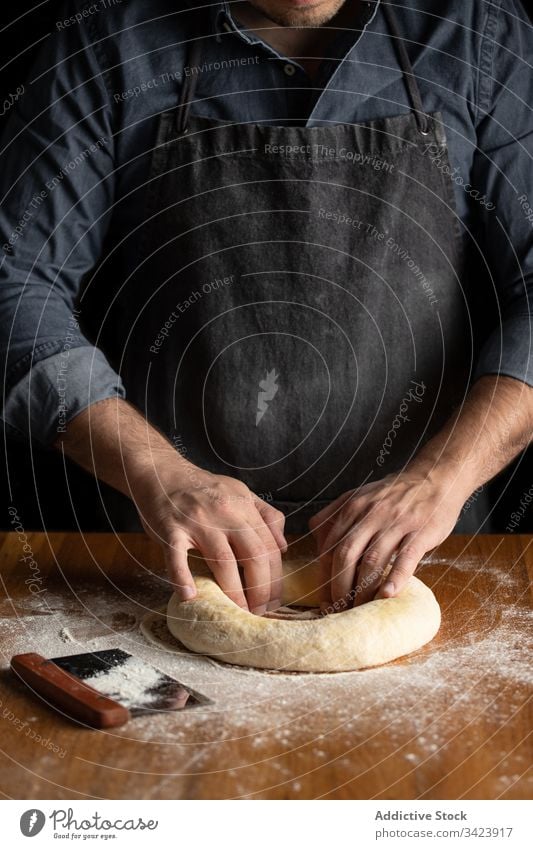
[1,554,530,799]
[83,655,164,709]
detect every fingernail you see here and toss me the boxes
[179,586,196,601]
[267,599,282,611]
[252,604,268,616]
[381,581,395,597]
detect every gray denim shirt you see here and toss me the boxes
[1,0,532,444]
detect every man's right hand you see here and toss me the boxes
[134,467,287,613]
[55,398,287,614]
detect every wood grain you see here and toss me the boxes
[0,532,531,800]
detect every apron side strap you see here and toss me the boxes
[381,2,430,135]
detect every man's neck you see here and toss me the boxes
[232,1,361,79]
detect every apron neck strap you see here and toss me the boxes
[381,2,430,135]
[176,3,430,136]
[176,35,204,134]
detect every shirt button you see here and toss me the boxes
[283,63,296,76]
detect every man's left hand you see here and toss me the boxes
[309,471,466,610]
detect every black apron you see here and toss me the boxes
[110,5,483,533]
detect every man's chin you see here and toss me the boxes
[248,0,347,27]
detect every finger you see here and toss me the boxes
[322,496,371,558]
[352,530,404,607]
[256,500,288,553]
[254,503,286,606]
[164,532,196,601]
[312,513,336,566]
[310,512,338,614]
[330,521,376,608]
[309,490,354,545]
[251,518,283,609]
[318,551,333,614]
[229,528,271,614]
[266,558,283,611]
[199,534,248,610]
[267,543,284,610]
[375,533,425,599]
[313,508,351,613]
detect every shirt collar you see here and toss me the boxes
[212,1,381,48]
[214,2,261,45]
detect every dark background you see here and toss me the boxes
[1,1,532,532]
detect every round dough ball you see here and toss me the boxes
[166,557,440,672]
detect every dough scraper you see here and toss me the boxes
[11,648,212,729]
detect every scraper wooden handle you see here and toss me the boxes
[10,652,130,729]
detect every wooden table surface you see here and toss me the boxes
[0,532,531,800]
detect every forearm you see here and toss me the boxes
[53,397,201,502]
[312,374,533,606]
[407,375,533,499]
[54,396,286,611]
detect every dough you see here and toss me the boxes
[166,554,441,672]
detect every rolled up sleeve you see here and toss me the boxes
[4,347,125,445]
[471,1,533,387]
[0,6,124,445]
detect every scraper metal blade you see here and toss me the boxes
[11,649,212,728]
